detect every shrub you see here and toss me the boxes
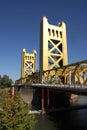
[0,89,36,130]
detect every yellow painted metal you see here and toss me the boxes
[43,60,87,84]
[40,16,68,70]
[21,48,37,79]
[16,60,87,85]
[40,16,68,82]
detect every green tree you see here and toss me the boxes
[0,90,36,130]
[0,75,13,88]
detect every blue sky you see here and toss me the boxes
[0,0,87,81]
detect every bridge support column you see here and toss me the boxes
[47,89,50,108]
[41,89,45,114]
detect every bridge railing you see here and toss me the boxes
[15,60,87,85]
[15,72,40,84]
[43,60,87,84]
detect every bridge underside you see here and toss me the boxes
[17,85,85,114]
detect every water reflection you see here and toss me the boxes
[48,109,87,130]
[33,96,87,130]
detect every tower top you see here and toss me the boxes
[33,50,37,54]
[42,16,48,21]
[23,48,26,52]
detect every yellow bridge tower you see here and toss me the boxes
[40,16,68,82]
[21,48,37,78]
[40,16,68,114]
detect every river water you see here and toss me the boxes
[33,96,87,130]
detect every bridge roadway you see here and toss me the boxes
[15,83,87,95]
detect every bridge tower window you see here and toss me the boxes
[56,31,58,37]
[52,29,55,37]
[48,29,51,36]
[60,31,62,38]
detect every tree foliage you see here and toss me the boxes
[0,89,36,130]
[0,75,13,88]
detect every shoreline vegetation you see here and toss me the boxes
[0,88,37,130]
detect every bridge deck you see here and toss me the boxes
[15,84,87,95]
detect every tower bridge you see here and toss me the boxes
[15,16,87,114]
